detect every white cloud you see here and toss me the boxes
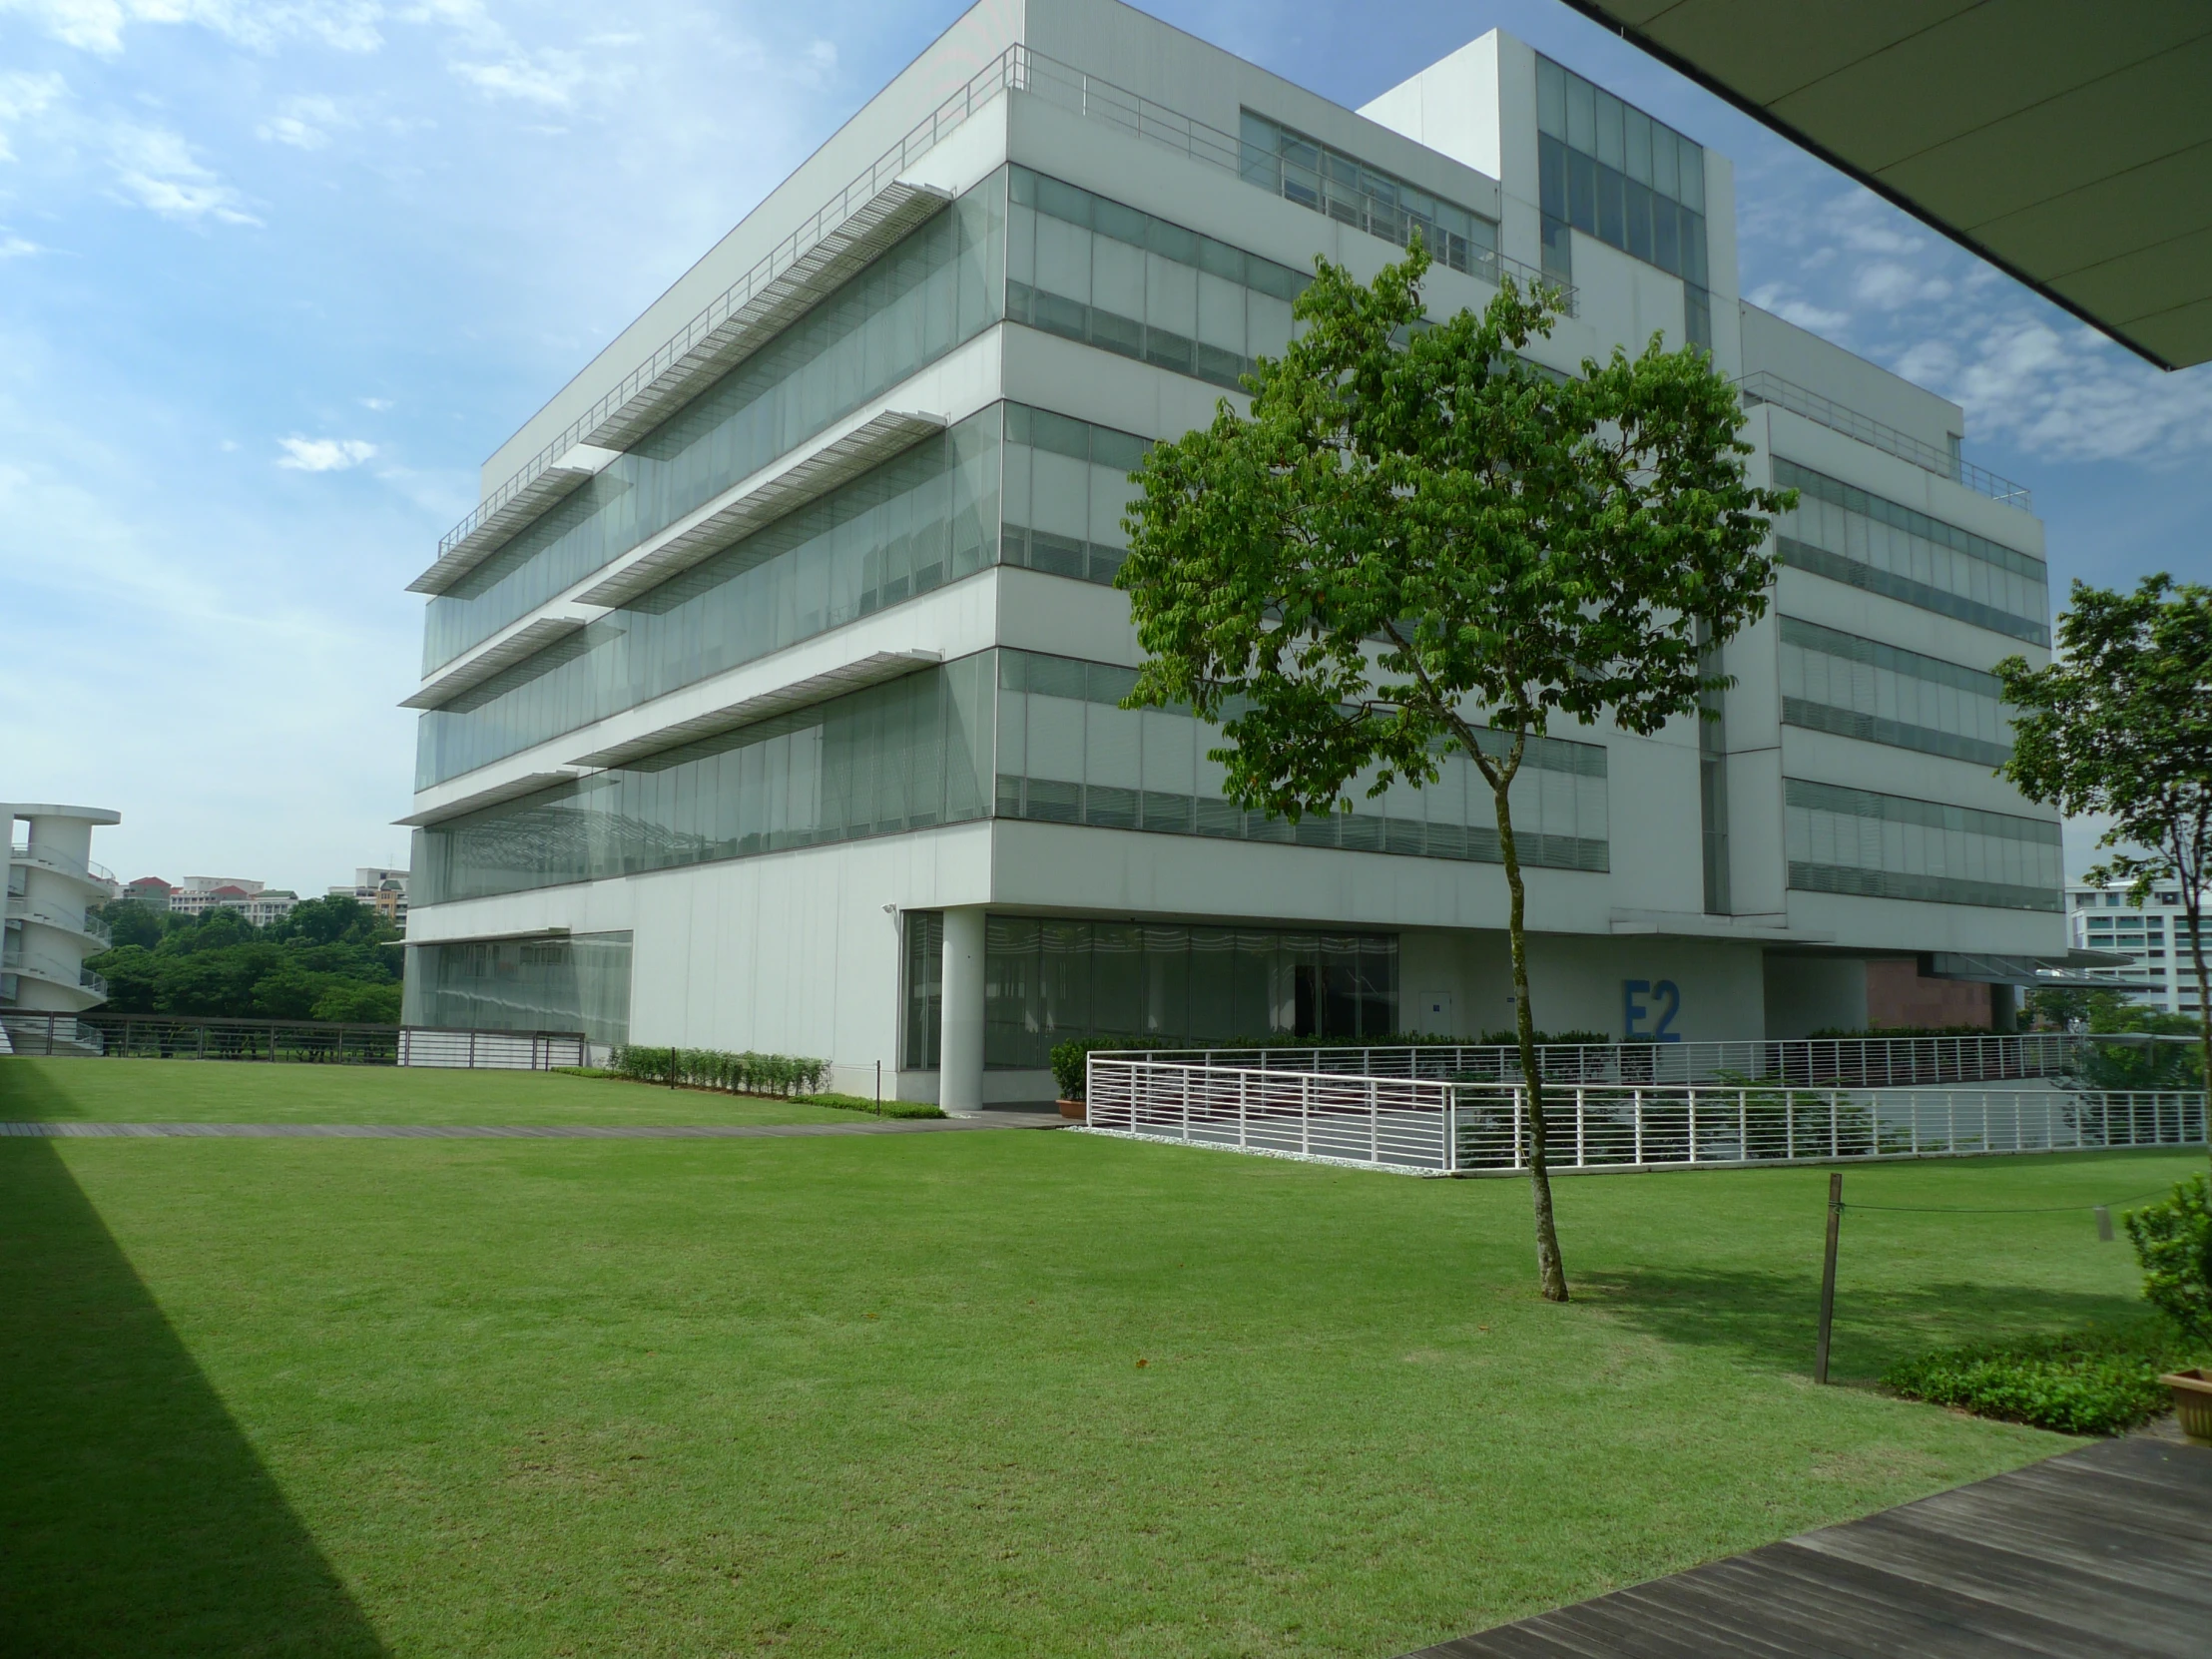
[449,49,597,109]
[0,69,68,161]
[1902,318,2212,466]
[1746,282,1850,337]
[106,121,260,223]
[1854,260,1951,309]
[358,394,391,409]
[256,92,350,149]
[0,235,45,257]
[0,0,385,56]
[276,434,375,469]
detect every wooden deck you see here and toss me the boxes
[1402,1434,2211,1658]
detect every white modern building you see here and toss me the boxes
[4,803,120,1021]
[399,0,2069,1105]
[2069,882,2203,1016]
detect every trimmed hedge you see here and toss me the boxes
[607,1046,830,1096]
[1884,1324,2209,1435]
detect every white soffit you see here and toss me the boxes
[573,409,946,610]
[581,182,954,452]
[1559,1,2212,370]
[409,444,622,596]
[567,651,942,771]
[394,769,587,829]
[400,614,588,711]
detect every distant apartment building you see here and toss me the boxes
[123,875,176,906]
[168,876,299,926]
[3,803,120,1021]
[2070,882,2203,1016]
[329,866,409,934]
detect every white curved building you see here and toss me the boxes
[4,804,121,1044]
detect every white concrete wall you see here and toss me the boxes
[1741,302,1964,455]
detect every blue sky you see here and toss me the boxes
[3,0,2207,892]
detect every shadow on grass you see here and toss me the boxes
[1580,1265,2149,1383]
[0,1136,385,1657]
[0,1059,89,1120]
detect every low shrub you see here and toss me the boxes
[552,1065,617,1079]
[605,1045,831,1096]
[799,1091,945,1121]
[2127,1174,2212,1341]
[1884,1324,2209,1435]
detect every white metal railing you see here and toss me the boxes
[1084,1056,2207,1176]
[8,841,117,887]
[397,1027,588,1069]
[1124,1034,2079,1089]
[449,45,1575,561]
[4,895,110,946]
[1737,371,2031,511]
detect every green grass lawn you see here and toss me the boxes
[1,1057,2200,1658]
[0,1057,883,1126]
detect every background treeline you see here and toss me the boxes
[87,896,404,1022]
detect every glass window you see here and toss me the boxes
[971,914,1400,1067]
[1533,55,1705,312]
[993,648,1608,876]
[1779,616,2014,767]
[1237,112,1499,280]
[1784,778,2061,911]
[1773,458,2050,645]
[401,932,633,1045]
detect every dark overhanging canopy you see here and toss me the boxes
[1558,1,2212,370]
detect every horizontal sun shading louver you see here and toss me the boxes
[400,615,588,711]
[580,183,954,453]
[394,770,589,829]
[571,410,946,611]
[408,445,621,596]
[566,651,942,771]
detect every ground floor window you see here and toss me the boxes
[402,931,633,1045]
[902,912,1396,1069]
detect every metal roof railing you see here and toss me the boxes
[1737,371,2031,511]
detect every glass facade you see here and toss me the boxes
[901,911,1398,1070]
[1006,164,1309,393]
[1784,778,2061,912]
[1534,54,1708,343]
[1237,112,1499,279]
[417,409,1004,788]
[1000,403,1150,587]
[423,176,1007,672]
[1773,459,2050,646]
[415,657,996,903]
[415,401,1157,789]
[415,650,1612,905]
[401,931,634,1045]
[1780,616,2013,768]
[993,649,1609,871]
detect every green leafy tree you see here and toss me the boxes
[1998,576,2212,1110]
[1118,248,1791,1301]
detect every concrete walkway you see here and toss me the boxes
[0,1112,1066,1140]
[1401,1432,2211,1658]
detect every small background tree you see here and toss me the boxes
[1118,247,1790,1301]
[1998,576,2212,1111]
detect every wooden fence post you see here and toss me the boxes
[1816,1171,1844,1384]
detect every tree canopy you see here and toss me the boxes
[1118,246,1792,1299]
[87,895,404,1023]
[1998,575,2212,1095]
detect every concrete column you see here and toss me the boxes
[939,905,987,1115]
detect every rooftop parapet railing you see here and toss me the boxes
[3,895,111,947]
[1736,371,2031,512]
[436,45,1574,570]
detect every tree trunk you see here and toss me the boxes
[1493,778,1570,1303]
